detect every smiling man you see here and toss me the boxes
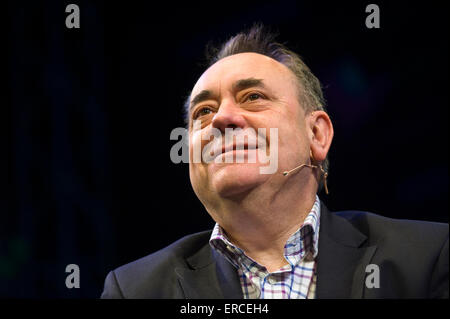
[101,25,448,299]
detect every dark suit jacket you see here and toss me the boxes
[101,203,449,298]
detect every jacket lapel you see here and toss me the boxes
[213,249,244,298]
[175,243,243,299]
[316,203,377,298]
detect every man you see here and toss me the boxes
[101,25,448,299]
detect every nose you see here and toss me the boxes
[211,100,247,133]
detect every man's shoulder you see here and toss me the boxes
[104,230,212,298]
[115,230,212,276]
[333,209,449,244]
[322,209,449,298]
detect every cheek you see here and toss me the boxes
[249,112,293,154]
[189,130,202,161]
[188,133,207,189]
[267,113,297,144]
[274,115,309,158]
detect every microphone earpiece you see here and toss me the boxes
[282,163,318,176]
[282,151,329,194]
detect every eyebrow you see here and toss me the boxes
[189,78,266,111]
[189,90,213,111]
[232,78,265,92]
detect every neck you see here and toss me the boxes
[209,174,317,272]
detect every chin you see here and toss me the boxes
[209,163,266,199]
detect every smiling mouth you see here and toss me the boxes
[220,144,258,154]
[209,143,259,162]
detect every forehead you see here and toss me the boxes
[191,52,297,97]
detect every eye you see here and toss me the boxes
[193,107,213,119]
[246,92,263,101]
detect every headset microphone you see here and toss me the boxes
[282,163,317,176]
[282,163,329,195]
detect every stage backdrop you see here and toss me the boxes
[3,0,448,297]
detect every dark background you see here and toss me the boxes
[3,0,448,298]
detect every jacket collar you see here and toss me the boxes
[175,241,243,299]
[315,202,377,298]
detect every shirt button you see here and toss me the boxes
[267,276,276,284]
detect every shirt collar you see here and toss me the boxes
[209,195,321,269]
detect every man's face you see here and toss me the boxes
[188,52,313,209]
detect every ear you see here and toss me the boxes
[308,111,334,163]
